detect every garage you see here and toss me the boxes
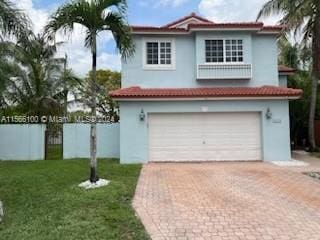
[148,112,262,162]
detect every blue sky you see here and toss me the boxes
[32,0,202,26]
[13,0,279,76]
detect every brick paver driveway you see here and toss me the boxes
[133,162,320,240]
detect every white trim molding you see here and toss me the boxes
[114,96,300,101]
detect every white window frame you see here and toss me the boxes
[204,38,244,64]
[142,38,176,70]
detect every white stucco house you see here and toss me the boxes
[111,13,302,164]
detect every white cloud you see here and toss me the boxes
[15,0,49,34]
[13,0,120,77]
[198,0,281,24]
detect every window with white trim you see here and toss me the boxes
[146,42,159,64]
[144,39,174,68]
[205,39,244,63]
[205,40,224,63]
[225,39,243,62]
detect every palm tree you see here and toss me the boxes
[45,0,134,183]
[257,0,320,150]
[0,0,30,94]
[1,33,66,117]
[0,0,29,39]
[60,54,82,117]
[278,36,300,69]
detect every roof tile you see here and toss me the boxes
[111,86,302,99]
[278,65,296,75]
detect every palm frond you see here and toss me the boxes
[0,0,30,38]
[102,11,134,59]
[257,0,285,21]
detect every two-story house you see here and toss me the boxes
[111,13,302,163]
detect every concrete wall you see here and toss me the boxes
[122,33,279,88]
[119,100,291,163]
[0,124,46,160]
[63,123,120,159]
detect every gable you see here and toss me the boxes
[169,17,209,29]
[162,12,213,29]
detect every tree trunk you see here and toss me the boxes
[90,34,98,183]
[308,16,320,151]
[63,54,68,117]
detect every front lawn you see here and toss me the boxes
[0,159,149,240]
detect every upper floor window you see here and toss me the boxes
[143,38,175,70]
[205,39,243,63]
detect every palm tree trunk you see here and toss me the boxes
[308,16,320,150]
[90,34,98,182]
[63,54,68,117]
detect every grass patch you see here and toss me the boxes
[0,159,149,240]
[46,144,62,160]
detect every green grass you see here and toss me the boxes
[47,145,62,160]
[0,159,149,240]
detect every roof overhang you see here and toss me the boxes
[131,23,285,35]
[113,96,301,101]
[278,65,296,76]
[111,86,303,101]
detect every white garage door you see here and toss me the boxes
[148,112,261,162]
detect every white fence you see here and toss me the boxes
[63,123,120,159]
[0,124,46,160]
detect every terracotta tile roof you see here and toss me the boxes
[262,25,286,32]
[131,13,284,34]
[162,12,213,28]
[131,26,188,33]
[188,22,264,30]
[278,65,296,75]
[131,23,284,33]
[111,86,302,99]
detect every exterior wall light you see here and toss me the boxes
[139,109,146,121]
[265,108,272,119]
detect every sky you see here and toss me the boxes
[12,0,281,77]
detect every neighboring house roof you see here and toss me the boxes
[131,13,284,35]
[111,86,302,99]
[278,65,296,76]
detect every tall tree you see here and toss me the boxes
[278,36,300,69]
[0,0,30,94]
[60,54,82,117]
[1,33,67,117]
[257,0,320,150]
[45,0,134,183]
[0,0,29,39]
[82,69,121,122]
